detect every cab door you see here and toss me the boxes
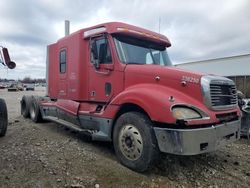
[88,35,123,103]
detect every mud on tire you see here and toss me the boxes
[0,98,8,137]
[113,112,159,172]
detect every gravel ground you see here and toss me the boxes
[0,88,250,188]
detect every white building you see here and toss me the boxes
[176,54,250,97]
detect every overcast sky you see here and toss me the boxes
[0,0,249,79]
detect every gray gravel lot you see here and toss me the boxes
[0,87,45,121]
[0,88,250,188]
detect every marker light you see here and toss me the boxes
[83,27,106,38]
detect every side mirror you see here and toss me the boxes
[90,40,99,69]
[2,48,16,69]
[99,43,107,64]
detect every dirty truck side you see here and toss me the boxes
[0,46,16,137]
[21,22,241,172]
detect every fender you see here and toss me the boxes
[110,83,212,124]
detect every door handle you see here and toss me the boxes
[95,69,111,75]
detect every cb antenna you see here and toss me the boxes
[159,17,161,33]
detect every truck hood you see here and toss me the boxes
[124,64,206,103]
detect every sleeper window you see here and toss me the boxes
[59,50,66,73]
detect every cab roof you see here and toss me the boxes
[58,22,171,47]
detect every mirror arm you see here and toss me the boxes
[93,59,100,69]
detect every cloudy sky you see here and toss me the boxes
[0,0,249,79]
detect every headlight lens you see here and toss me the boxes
[172,107,201,120]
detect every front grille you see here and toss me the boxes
[201,75,238,111]
[210,84,237,108]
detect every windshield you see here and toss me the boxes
[113,35,172,66]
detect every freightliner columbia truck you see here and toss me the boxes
[21,22,241,172]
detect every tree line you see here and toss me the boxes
[0,77,46,83]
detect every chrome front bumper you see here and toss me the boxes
[154,119,241,155]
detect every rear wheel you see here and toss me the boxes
[21,95,32,118]
[0,98,8,137]
[29,97,42,123]
[113,112,159,172]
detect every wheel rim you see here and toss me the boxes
[118,124,143,161]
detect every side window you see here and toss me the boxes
[91,38,112,64]
[146,52,154,64]
[146,50,165,65]
[59,50,66,73]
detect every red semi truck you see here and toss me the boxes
[0,46,16,137]
[21,22,241,172]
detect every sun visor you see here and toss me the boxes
[114,27,171,47]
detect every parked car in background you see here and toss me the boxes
[0,83,6,89]
[7,82,23,92]
[24,83,35,91]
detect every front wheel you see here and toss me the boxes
[113,112,159,172]
[0,98,8,137]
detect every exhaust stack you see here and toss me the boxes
[65,20,70,36]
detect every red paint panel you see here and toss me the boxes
[40,99,79,116]
[56,99,80,116]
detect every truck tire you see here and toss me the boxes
[29,97,42,123]
[113,112,159,172]
[0,98,8,137]
[21,95,32,118]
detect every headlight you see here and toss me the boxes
[172,107,201,120]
